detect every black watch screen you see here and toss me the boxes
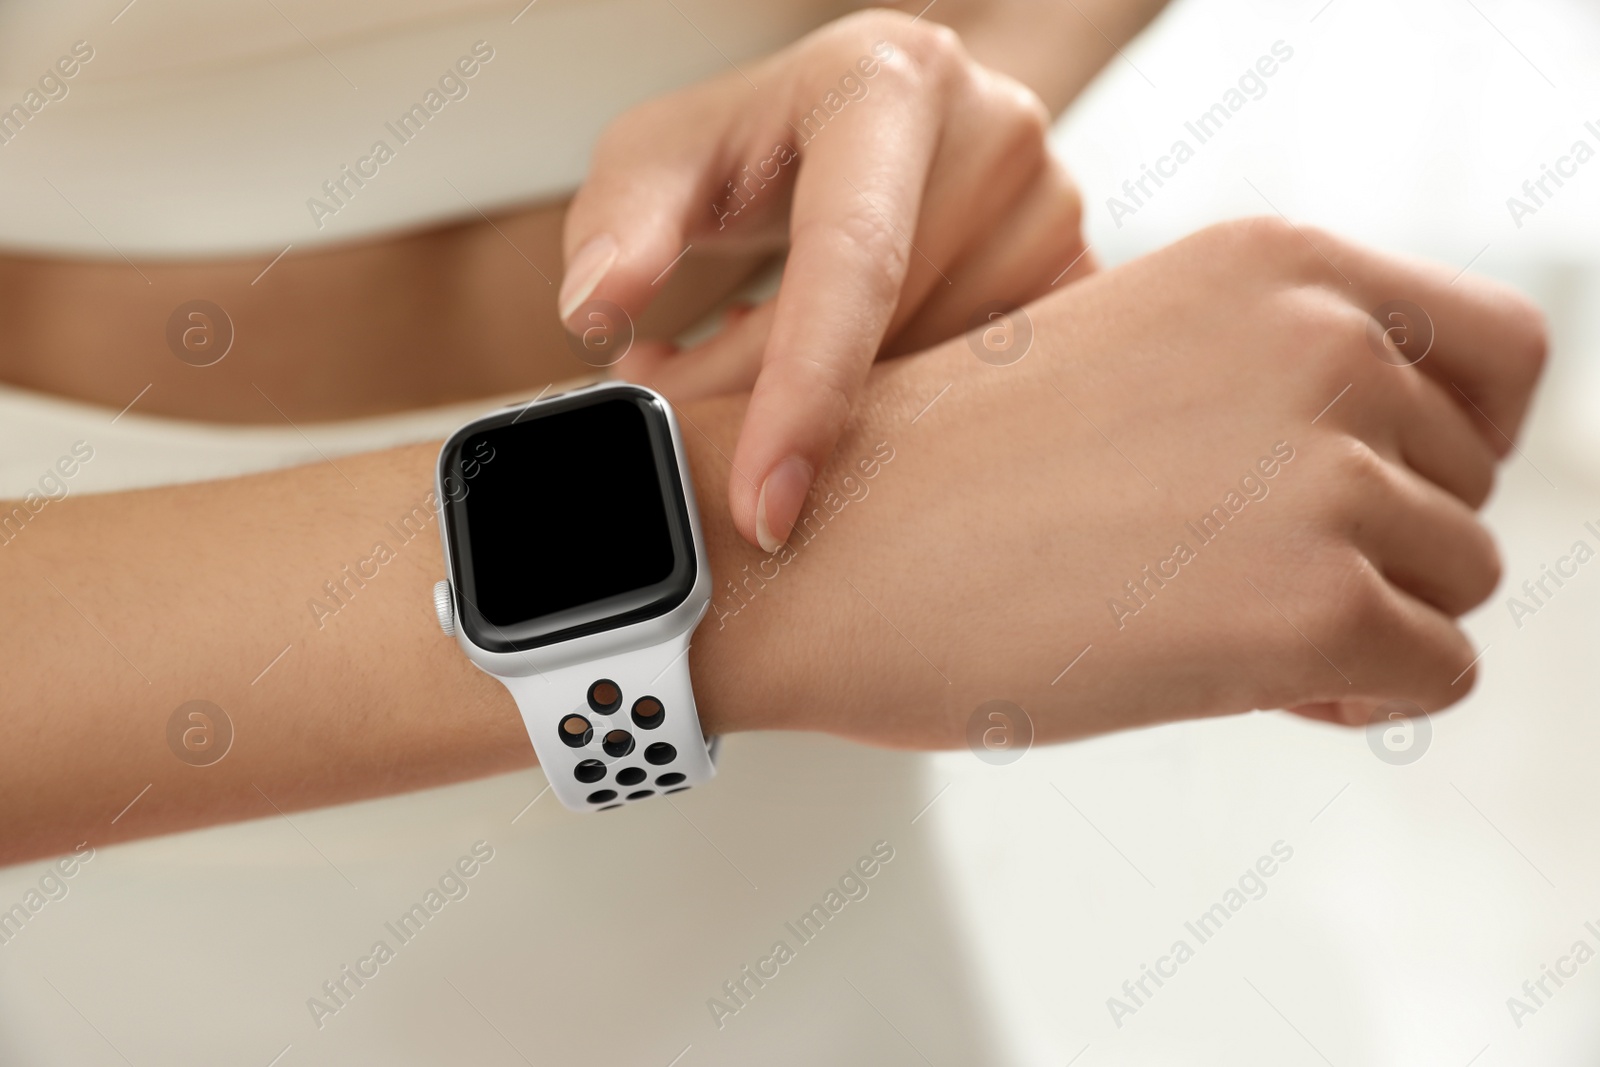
[439,387,696,652]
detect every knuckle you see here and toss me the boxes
[899,19,963,66]
[821,9,960,72]
[1203,216,1337,282]
[1266,550,1384,683]
[869,18,963,90]
[1319,558,1392,662]
[1317,577,1475,706]
[866,53,924,97]
[1319,445,1394,570]
[798,12,912,86]
[757,351,855,428]
[1307,298,1372,380]
[984,74,1052,163]
[1334,558,1389,634]
[796,209,910,303]
[1330,436,1391,510]
[1209,215,1300,257]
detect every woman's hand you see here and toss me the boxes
[0,217,1542,861]
[690,218,1547,744]
[558,9,1091,553]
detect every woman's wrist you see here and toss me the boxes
[679,362,937,743]
[679,391,791,738]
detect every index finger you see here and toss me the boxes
[729,51,944,550]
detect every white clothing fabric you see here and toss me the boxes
[0,2,1010,1062]
[0,0,855,258]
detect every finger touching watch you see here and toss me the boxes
[431,382,717,812]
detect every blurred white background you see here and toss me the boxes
[937,0,1600,1062]
[3,0,1600,1064]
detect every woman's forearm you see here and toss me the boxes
[0,395,770,865]
[1,218,1544,865]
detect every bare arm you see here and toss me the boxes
[0,399,775,864]
[0,218,1544,865]
[561,0,1173,558]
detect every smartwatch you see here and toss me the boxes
[430,382,717,812]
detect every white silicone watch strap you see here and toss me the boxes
[497,631,716,811]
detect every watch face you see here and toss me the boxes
[439,387,696,652]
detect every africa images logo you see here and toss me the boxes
[706,841,895,1030]
[1106,40,1294,228]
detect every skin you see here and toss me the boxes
[0,2,1548,869]
[0,201,762,423]
[560,8,1131,553]
[0,218,1546,865]
[0,3,1152,426]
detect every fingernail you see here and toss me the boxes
[559,234,618,325]
[755,456,813,554]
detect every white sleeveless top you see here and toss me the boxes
[0,0,854,258]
